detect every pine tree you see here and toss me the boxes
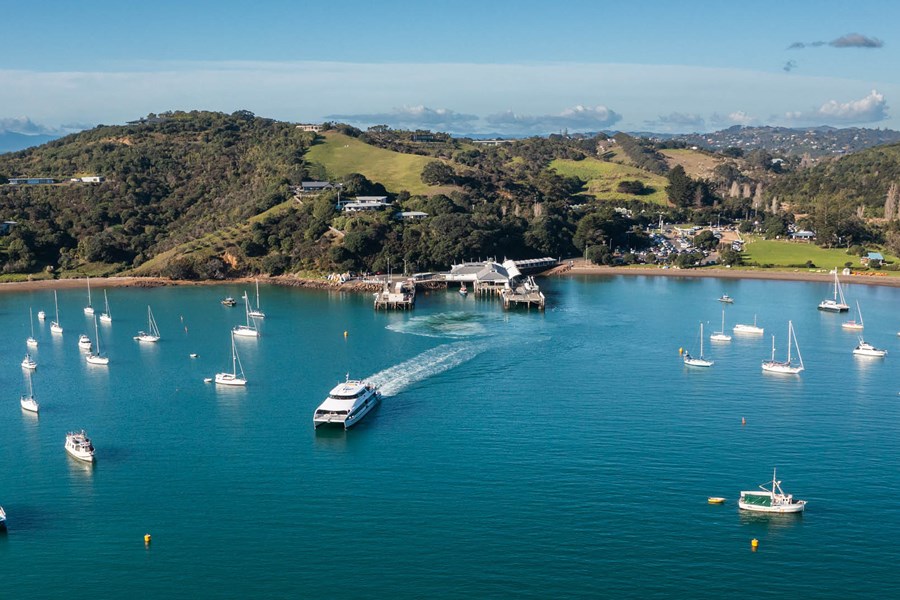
[885,182,898,221]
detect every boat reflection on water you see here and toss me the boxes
[738,508,804,533]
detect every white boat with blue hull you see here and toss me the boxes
[314,376,381,429]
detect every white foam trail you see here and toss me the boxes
[368,341,483,397]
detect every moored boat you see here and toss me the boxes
[21,369,39,413]
[221,296,237,306]
[853,338,887,358]
[733,315,764,335]
[314,375,381,429]
[134,305,161,342]
[818,270,850,312]
[683,322,714,367]
[78,334,92,349]
[710,308,732,342]
[232,291,259,337]
[21,353,37,370]
[762,321,804,374]
[0,505,6,529]
[738,469,806,513]
[214,333,247,386]
[65,430,95,462]
[718,294,733,303]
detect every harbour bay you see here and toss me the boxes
[1,276,899,598]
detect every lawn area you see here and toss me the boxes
[305,132,455,195]
[550,158,669,205]
[742,237,899,271]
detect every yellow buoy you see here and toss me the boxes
[144,534,152,544]
[679,347,684,355]
[344,330,348,338]
[751,538,759,551]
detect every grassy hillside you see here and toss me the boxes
[660,148,726,180]
[305,132,453,195]
[550,158,669,205]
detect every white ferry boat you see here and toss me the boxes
[738,469,806,514]
[314,376,381,429]
[65,430,95,462]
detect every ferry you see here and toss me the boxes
[738,469,806,514]
[65,430,95,462]
[314,376,381,430]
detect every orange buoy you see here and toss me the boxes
[742,417,746,425]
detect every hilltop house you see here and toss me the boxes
[342,197,391,212]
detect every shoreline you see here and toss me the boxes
[2,264,899,295]
[557,263,900,288]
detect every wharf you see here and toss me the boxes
[500,276,545,310]
[373,279,416,310]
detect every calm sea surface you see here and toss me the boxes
[1,276,899,598]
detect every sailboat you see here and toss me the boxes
[215,332,247,386]
[710,308,732,342]
[83,277,94,315]
[733,314,764,335]
[99,290,112,323]
[247,279,266,318]
[50,290,63,334]
[21,352,37,370]
[86,315,109,365]
[134,306,161,342]
[27,307,39,347]
[841,300,864,330]
[232,291,260,337]
[762,321,804,374]
[817,270,850,312]
[683,322,714,367]
[20,369,39,413]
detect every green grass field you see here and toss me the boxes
[550,158,669,205]
[305,133,454,195]
[742,237,899,272]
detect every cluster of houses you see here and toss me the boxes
[6,176,104,185]
[296,180,428,220]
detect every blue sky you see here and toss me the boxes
[1,0,898,135]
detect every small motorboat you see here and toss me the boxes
[78,334,92,349]
[459,283,468,296]
[37,310,46,321]
[718,294,734,303]
[221,297,237,307]
[21,353,37,370]
[65,430,95,463]
[707,497,726,504]
[203,377,213,383]
[190,353,199,358]
[0,505,6,529]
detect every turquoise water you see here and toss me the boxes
[1,276,899,598]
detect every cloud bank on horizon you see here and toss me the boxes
[0,61,894,136]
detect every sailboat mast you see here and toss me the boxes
[30,307,35,337]
[699,322,704,357]
[94,316,100,354]
[787,321,793,363]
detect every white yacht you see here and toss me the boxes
[50,290,63,334]
[247,279,266,319]
[738,468,806,514]
[78,334,92,350]
[27,307,39,347]
[37,310,46,321]
[21,369,39,413]
[733,315,764,335]
[232,291,259,337]
[683,322,714,367]
[710,308,732,342]
[842,300,864,330]
[99,290,112,323]
[83,277,94,315]
[21,353,37,370]
[86,316,109,365]
[65,430,95,462]
[134,305,161,342]
[314,376,381,429]
[817,270,850,312]
[853,338,887,358]
[762,321,804,375]
[215,333,247,386]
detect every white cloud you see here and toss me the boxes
[325,105,477,130]
[785,89,889,124]
[727,111,755,125]
[485,104,622,133]
[0,116,60,135]
[644,112,705,132]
